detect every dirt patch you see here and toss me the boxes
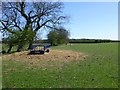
[2,50,87,62]
[2,50,88,68]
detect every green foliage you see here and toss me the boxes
[20,30,36,44]
[5,30,36,52]
[47,30,58,46]
[69,39,112,43]
[47,27,69,46]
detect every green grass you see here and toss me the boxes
[2,43,118,88]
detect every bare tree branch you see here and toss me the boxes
[1,1,67,37]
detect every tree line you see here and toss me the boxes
[34,39,119,44]
[68,39,112,43]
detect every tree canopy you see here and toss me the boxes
[0,1,68,52]
[47,26,70,46]
[1,1,66,34]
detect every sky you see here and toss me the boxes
[41,2,118,40]
[62,2,118,40]
[0,2,118,40]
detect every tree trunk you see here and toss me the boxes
[16,45,23,52]
[28,37,34,50]
[28,43,32,50]
[7,45,13,53]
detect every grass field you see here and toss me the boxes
[2,43,118,88]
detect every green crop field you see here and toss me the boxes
[2,43,118,88]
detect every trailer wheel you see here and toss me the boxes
[40,51,45,54]
[46,49,50,53]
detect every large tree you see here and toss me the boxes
[0,1,67,51]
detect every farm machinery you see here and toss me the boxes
[29,44,51,54]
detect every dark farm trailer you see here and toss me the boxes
[29,44,51,54]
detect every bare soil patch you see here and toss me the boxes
[2,50,87,62]
[2,50,88,68]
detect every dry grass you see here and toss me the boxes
[2,50,87,68]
